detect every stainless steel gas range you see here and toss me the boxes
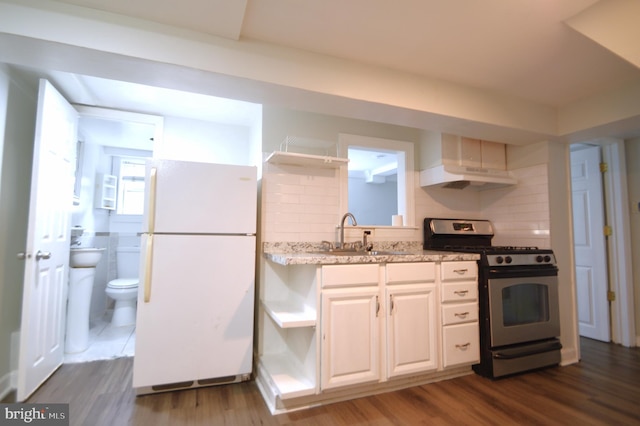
[424,218,562,378]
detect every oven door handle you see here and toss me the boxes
[488,267,558,278]
[493,340,562,360]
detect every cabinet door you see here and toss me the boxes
[321,288,380,390]
[441,261,478,282]
[387,285,438,378]
[460,137,482,168]
[386,262,435,284]
[322,264,379,288]
[480,140,506,170]
[441,282,478,303]
[442,323,480,368]
[442,302,479,325]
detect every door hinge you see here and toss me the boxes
[607,291,616,302]
[600,162,608,173]
[603,225,612,237]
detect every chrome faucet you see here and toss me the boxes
[363,230,373,251]
[339,212,358,249]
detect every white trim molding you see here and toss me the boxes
[601,138,636,347]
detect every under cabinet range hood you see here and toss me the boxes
[420,164,517,190]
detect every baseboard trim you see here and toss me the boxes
[0,371,15,401]
[560,346,579,366]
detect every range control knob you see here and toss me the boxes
[544,255,551,263]
[505,256,513,264]
[536,255,544,263]
[495,256,504,264]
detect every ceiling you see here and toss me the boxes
[13,0,640,142]
[50,0,639,108]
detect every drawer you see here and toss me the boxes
[442,322,480,368]
[386,262,436,284]
[441,282,478,302]
[321,264,380,288]
[442,302,478,325]
[441,261,477,282]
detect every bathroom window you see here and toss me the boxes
[114,157,146,215]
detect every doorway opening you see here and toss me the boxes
[66,107,161,364]
[569,139,635,348]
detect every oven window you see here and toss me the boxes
[502,283,549,326]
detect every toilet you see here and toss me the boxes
[106,246,140,327]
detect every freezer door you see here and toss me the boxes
[133,234,256,388]
[143,159,257,234]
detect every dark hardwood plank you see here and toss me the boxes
[26,338,640,425]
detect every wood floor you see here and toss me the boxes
[27,337,640,425]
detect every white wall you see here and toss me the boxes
[159,116,255,166]
[625,137,640,341]
[348,177,397,226]
[71,142,111,234]
[0,65,36,398]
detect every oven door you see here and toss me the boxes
[487,273,560,348]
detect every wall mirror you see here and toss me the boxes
[339,134,414,227]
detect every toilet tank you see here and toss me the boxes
[116,246,140,278]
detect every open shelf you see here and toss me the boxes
[265,151,348,168]
[265,136,348,168]
[262,300,316,328]
[260,352,316,400]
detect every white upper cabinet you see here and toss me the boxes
[423,132,508,171]
[448,137,507,171]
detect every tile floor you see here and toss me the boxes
[64,311,135,364]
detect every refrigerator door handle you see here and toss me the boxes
[144,235,154,303]
[148,167,158,233]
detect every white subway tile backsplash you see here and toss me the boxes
[263,158,552,247]
[272,183,306,195]
[481,164,550,247]
[262,163,342,242]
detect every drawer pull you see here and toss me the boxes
[453,268,468,274]
[454,312,470,318]
[454,290,469,296]
[455,343,471,350]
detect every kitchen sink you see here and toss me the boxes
[311,250,411,256]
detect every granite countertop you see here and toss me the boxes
[263,242,480,266]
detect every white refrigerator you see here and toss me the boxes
[132,159,257,394]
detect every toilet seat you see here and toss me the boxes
[107,278,138,289]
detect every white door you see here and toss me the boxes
[17,79,77,401]
[386,285,437,378]
[571,146,610,342]
[321,288,380,390]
